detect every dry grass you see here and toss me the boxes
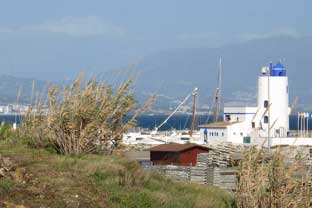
[20,74,156,155]
[236,147,312,208]
[0,140,234,208]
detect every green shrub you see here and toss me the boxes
[0,178,15,194]
[0,122,14,140]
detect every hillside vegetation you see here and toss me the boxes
[0,139,234,208]
[0,74,234,207]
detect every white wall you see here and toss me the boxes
[200,128,227,144]
[224,107,257,123]
[200,122,252,145]
[257,76,289,137]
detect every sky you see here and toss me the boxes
[0,0,311,80]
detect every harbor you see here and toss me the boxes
[121,61,312,193]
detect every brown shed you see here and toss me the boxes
[149,143,210,166]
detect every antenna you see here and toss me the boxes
[213,58,222,122]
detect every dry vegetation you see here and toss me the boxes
[0,75,236,207]
[0,140,234,208]
[236,147,312,208]
[4,75,312,207]
[20,75,155,154]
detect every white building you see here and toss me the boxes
[199,121,251,144]
[200,62,293,146]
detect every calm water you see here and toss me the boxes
[0,115,23,124]
[0,114,305,131]
[133,114,303,131]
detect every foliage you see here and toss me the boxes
[236,147,312,208]
[0,178,15,194]
[0,122,14,140]
[20,75,155,154]
[0,140,235,208]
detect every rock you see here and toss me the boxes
[0,168,6,177]
[0,154,17,179]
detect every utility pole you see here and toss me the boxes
[267,64,271,150]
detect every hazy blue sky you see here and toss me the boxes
[0,0,311,79]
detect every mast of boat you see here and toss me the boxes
[153,91,192,134]
[212,58,222,122]
[189,87,199,137]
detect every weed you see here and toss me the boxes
[20,75,156,155]
[0,178,15,194]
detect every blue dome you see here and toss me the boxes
[273,63,284,69]
[270,62,286,76]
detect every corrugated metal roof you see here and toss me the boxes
[148,143,210,152]
[199,121,240,128]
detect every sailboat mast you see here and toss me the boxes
[213,58,222,122]
[190,87,198,137]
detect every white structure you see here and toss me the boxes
[199,121,251,144]
[255,63,289,138]
[200,62,293,146]
[223,106,257,123]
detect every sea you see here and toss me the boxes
[132,115,304,131]
[0,114,307,131]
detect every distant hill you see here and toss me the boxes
[135,36,312,110]
[1,36,312,111]
[0,75,49,104]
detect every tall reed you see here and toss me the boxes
[21,75,155,154]
[236,146,312,207]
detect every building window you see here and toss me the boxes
[310,149,312,158]
[222,132,224,137]
[240,132,243,136]
[264,100,269,108]
[225,115,231,121]
[252,122,255,128]
[264,116,268,124]
[233,132,236,135]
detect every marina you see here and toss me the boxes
[123,61,312,148]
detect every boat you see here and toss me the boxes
[122,87,202,145]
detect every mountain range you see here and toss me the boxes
[135,36,312,111]
[1,35,312,111]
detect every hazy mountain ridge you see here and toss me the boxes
[0,74,49,104]
[1,36,312,111]
[135,36,312,110]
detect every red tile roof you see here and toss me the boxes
[148,143,210,152]
[198,121,240,128]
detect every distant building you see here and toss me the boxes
[199,62,291,146]
[149,143,210,166]
[199,121,251,144]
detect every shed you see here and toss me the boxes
[148,143,210,166]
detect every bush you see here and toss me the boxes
[21,75,155,155]
[0,123,15,140]
[236,147,312,208]
[0,178,15,194]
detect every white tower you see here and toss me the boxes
[257,62,289,138]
